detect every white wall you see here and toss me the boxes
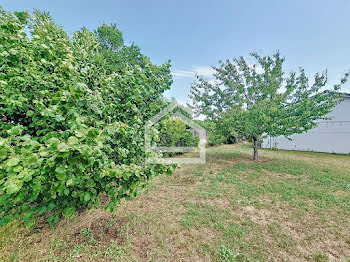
[262,97,350,154]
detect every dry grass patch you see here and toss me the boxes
[1,144,350,261]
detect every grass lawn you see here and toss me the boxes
[1,144,350,261]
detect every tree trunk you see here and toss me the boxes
[253,137,258,160]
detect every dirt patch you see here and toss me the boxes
[71,211,128,246]
[241,205,274,226]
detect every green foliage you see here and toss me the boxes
[196,120,227,146]
[158,117,199,156]
[154,101,201,156]
[195,119,246,146]
[219,245,237,262]
[0,8,175,226]
[96,24,146,74]
[189,51,349,159]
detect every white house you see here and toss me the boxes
[262,93,350,154]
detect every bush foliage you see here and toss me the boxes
[195,120,225,146]
[158,118,199,156]
[0,9,175,226]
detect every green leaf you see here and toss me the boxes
[68,136,79,145]
[26,220,36,229]
[1,51,9,57]
[57,143,69,152]
[87,129,98,138]
[7,158,20,167]
[55,115,65,122]
[75,130,86,138]
[38,206,47,213]
[84,192,91,202]
[55,166,65,174]
[62,207,75,217]
[0,148,7,159]
[47,203,55,212]
[46,137,60,146]
[56,173,66,181]
[27,110,34,117]
[6,181,21,194]
[13,166,23,172]
[25,211,33,221]
[66,178,74,186]
[28,155,39,164]
[67,157,77,165]
[77,100,86,107]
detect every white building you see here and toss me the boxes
[262,93,350,154]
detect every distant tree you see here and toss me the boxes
[189,51,349,160]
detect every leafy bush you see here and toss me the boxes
[196,120,226,146]
[158,118,199,156]
[0,9,174,226]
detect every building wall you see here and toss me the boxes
[262,97,350,154]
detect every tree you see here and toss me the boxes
[95,24,173,122]
[95,24,146,73]
[189,51,349,160]
[0,8,174,226]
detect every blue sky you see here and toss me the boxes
[2,0,350,103]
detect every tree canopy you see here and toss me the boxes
[189,51,349,160]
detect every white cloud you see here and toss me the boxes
[172,66,215,79]
[192,66,215,77]
[172,64,264,79]
[171,70,195,78]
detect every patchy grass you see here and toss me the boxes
[1,144,350,261]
